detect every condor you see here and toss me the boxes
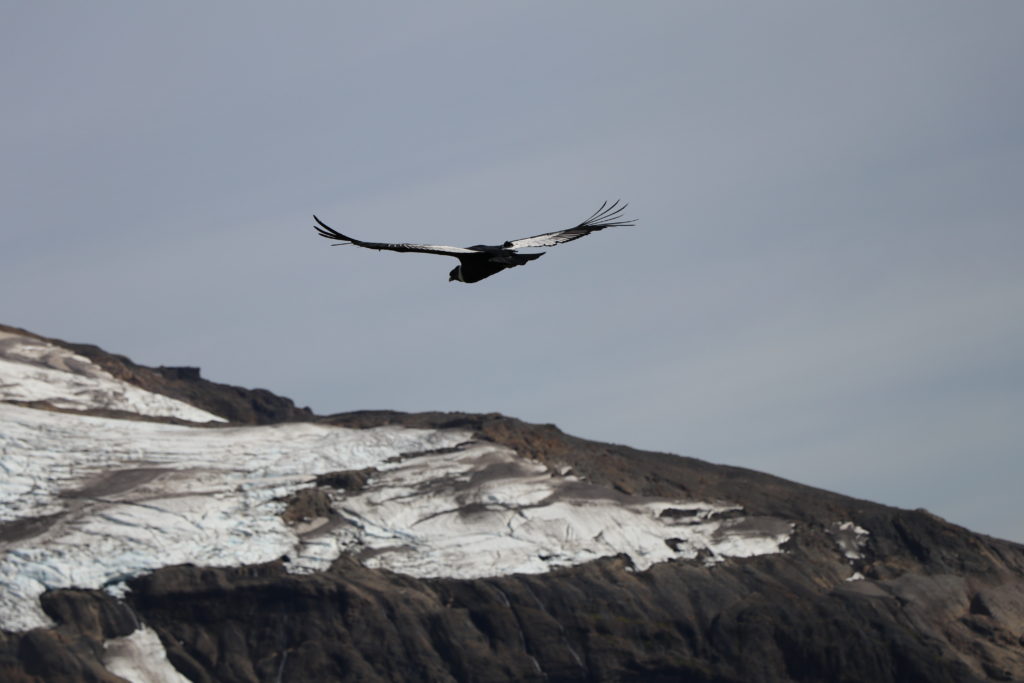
[313,201,636,283]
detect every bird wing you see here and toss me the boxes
[313,216,478,256]
[502,200,636,250]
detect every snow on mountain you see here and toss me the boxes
[0,401,790,632]
[300,442,792,579]
[0,402,470,631]
[0,340,791,633]
[830,520,870,561]
[0,330,224,423]
[102,625,190,683]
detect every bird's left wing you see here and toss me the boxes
[313,216,478,256]
[502,200,636,250]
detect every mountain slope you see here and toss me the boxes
[2,325,1023,682]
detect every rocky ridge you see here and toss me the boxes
[2,325,1024,682]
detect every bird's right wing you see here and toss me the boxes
[502,200,636,250]
[313,216,478,256]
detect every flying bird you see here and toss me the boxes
[313,201,636,283]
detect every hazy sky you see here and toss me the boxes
[3,3,1022,542]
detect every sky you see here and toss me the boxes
[2,2,1023,543]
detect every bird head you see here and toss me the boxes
[448,266,462,282]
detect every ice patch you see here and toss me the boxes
[0,332,225,422]
[103,625,190,683]
[829,521,870,562]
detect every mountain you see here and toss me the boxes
[2,322,1023,682]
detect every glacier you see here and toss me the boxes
[1,334,792,636]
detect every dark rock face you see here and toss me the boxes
[0,590,137,683]
[156,366,202,381]
[3,326,1024,681]
[316,467,379,492]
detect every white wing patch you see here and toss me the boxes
[504,229,592,249]
[387,243,479,254]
